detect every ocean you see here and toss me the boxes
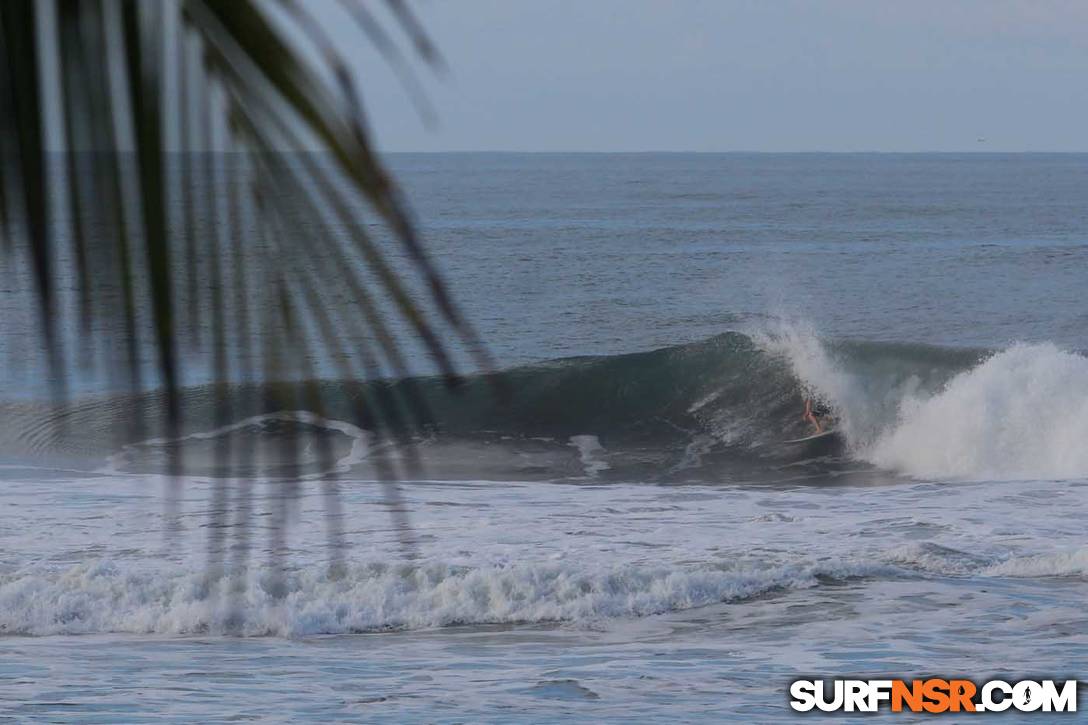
[1,153,1086,721]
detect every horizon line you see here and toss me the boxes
[376,148,1088,154]
[62,148,1087,155]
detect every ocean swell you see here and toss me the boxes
[3,328,1088,482]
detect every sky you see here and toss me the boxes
[312,0,1088,152]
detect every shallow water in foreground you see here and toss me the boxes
[1,468,1085,721]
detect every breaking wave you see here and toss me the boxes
[3,540,1081,636]
[866,343,1088,479]
[0,557,889,636]
[3,324,1088,481]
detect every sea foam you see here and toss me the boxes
[0,557,883,637]
[867,344,1088,480]
[759,322,1088,481]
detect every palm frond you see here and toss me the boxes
[0,0,492,578]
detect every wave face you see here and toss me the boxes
[3,327,1087,481]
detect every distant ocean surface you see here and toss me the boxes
[2,153,1086,721]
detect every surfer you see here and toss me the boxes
[802,397,833,434]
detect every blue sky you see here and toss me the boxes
[315,0,1088,152]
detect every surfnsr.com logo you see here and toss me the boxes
[789,679,1079,713]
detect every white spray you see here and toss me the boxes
[754,320,1088,481]
[867,343,1088,480]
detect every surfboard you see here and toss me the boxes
[782,429,839,444]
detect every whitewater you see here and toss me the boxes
[3,327,1086,719]
[2,153,1087,721]
[758,323,1088,480]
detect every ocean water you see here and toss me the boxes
[2,153,1087,721]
